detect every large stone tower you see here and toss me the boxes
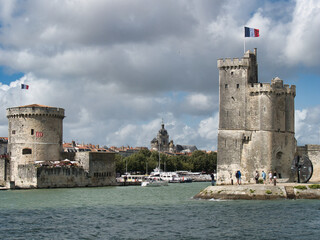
[217,49,296,184]
[7,104,65,187]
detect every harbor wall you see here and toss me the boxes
[194,184,320,200]
[0,157,6,186]
[37,165,116,188]
[297,145,320,182]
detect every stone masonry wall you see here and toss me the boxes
[297,145,320,182]
[37,152,117,188]
[0,157,5,186]
[14,164,38,188]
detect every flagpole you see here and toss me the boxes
[243,26,245,53]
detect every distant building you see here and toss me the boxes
[150,122,197,154]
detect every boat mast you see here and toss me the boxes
[158,141,161,170]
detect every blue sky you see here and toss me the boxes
[0,0,320,150]
[0,67,23,85]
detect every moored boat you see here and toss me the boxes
[141,179,169,187]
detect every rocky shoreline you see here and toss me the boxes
[194,183,320,200]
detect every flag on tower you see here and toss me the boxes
[244,27,259,37]
[21,84,29,89]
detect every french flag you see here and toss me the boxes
[244,27,259,37]
[21,84,29,89]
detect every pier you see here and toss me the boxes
[194,183,320,200]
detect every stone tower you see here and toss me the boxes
[217,49,296,184]
[7,104,65,187]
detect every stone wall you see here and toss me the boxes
[0,157,5,186]
[36,165,116,188]
[297,145,320,182]
[14,164,38,188]
[11,151,117,188]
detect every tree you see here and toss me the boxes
[115,149,217,174]
[115,154,125,175]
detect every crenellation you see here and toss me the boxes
[217,57,249,69]
[248,82,296,96]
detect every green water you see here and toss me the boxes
[0,182,320,239]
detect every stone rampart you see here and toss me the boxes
[37,166,116,188]
[0,157,5,186]
[14,164,38,188]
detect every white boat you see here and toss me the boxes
[141,179,169,187]
[149,167,182,183]
[117,174,147,183]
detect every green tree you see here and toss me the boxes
[115,154,125,174]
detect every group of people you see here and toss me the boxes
[235,170,278,185]
[255,170,277,184]
[211,170,278,186]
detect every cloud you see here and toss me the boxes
[0,1,319,151]
[295,107,320,145]
[284,0,320,66]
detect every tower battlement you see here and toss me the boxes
[7,104,65,119]
[217,49,257,69]
[248,79,296,96]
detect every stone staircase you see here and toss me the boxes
[285,186,295,199]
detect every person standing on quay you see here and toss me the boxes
[236,170,241,185]
[268,171,273,184]
[273,171,277,186]
[261,170,266,184]
[254,170,260,184]
[211,172,216,186]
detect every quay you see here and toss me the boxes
[194,183,320,200]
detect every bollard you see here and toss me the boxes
[273,178,276,186]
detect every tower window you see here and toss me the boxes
[12,130,16,134]
[237,84,239,88]
[225,84,228,88]
[22,148,32,155]
[31,129,34,135]
[231,72,234,76]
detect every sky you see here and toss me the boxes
[0,0,320,150]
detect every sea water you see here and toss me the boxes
[0,182,319,240]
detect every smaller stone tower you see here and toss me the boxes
[7,104,65,188]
